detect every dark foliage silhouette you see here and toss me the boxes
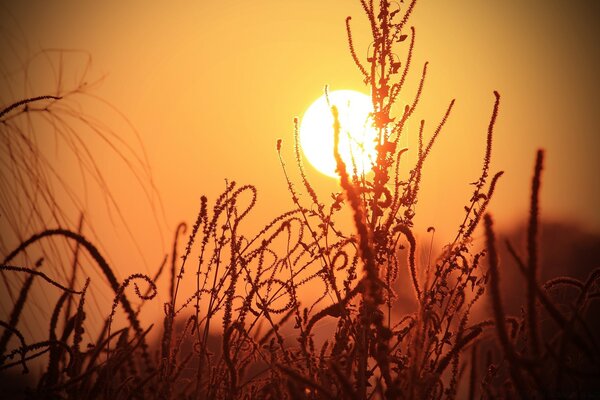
[1,1,598,399]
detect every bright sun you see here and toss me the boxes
[299,90,378,178]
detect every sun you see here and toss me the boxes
[299,90,378,178]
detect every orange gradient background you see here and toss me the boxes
[1,1,599,338]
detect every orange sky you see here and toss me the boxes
[2,1,599,321]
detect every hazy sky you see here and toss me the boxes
[2,0,599,278]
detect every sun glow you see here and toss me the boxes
[299,90,378,178]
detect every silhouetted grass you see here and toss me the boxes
[1,1,599,399]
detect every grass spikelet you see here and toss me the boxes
[481,91,500,187]
[389,27,415,106]
[332,105,378,305]
[0,258,42,357]
[526,149,544,356]
[0,264,84,294]
[0,320,27,372]
[484,214,530,399]
[1,340,73,374]
[107,273,156,365]
[345,16,369,81]
[3,229,148,354]
[293,117,322,214]
[44,291,71,387]
[71,278,90,365]
[0,95,61,119]
[403,100,455,207]
[394,224,420,301]
[173,196,206,306]
[64,214,84,330]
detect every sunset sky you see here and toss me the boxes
[2,0,599,298]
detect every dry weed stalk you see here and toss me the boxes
[1,1,598,399]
